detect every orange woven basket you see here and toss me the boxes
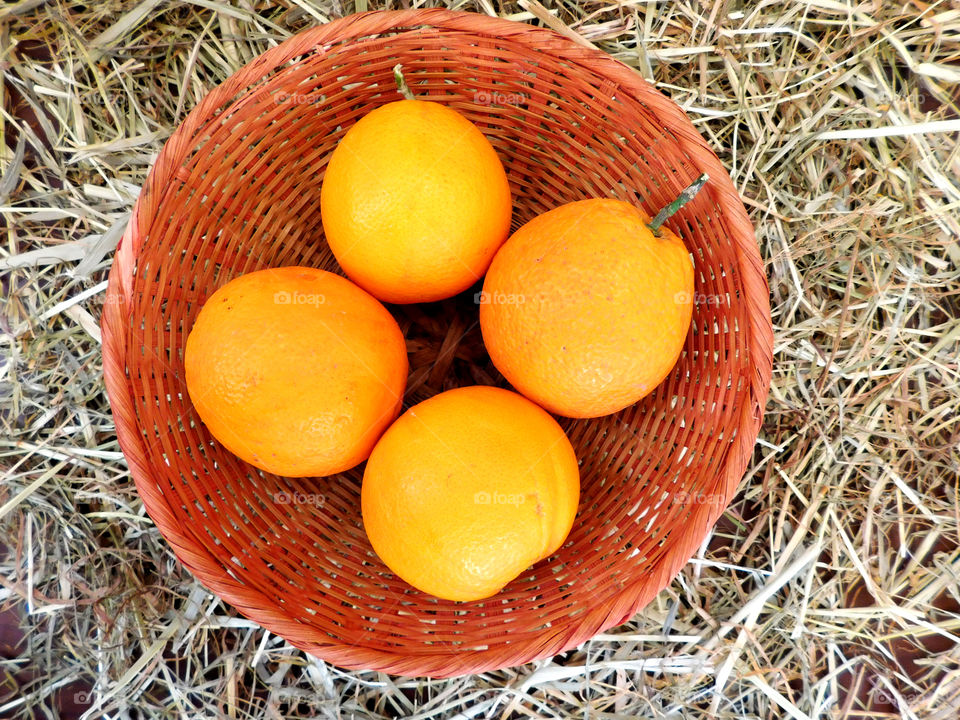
[102,9,773,678]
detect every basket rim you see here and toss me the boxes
[101,7,774,678]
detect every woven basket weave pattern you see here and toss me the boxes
[101,9,773,678]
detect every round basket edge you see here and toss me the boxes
[100,7,774,678]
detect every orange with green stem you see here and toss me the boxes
[480,175,708,419]
[320,65,512,304]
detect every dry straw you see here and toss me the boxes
[2,0,959,717]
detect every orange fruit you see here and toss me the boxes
[320,99,512,304]
[479,198,694,418]
[184,267,408,477]
[361,386,580,602]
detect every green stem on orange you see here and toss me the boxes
[648,173,709,235]
[393,64,416,101]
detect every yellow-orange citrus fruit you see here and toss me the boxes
[320,99,512,304]
[361,386,580,602]
[184,267,408,477]
[480,199,694,418]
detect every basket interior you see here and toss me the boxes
[117,24,751,672]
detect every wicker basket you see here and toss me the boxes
[101,8,773,678]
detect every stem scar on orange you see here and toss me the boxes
[479,177,706,419]
[320,65,512,305]
[184,267,408,477]
[361,386,580,602]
